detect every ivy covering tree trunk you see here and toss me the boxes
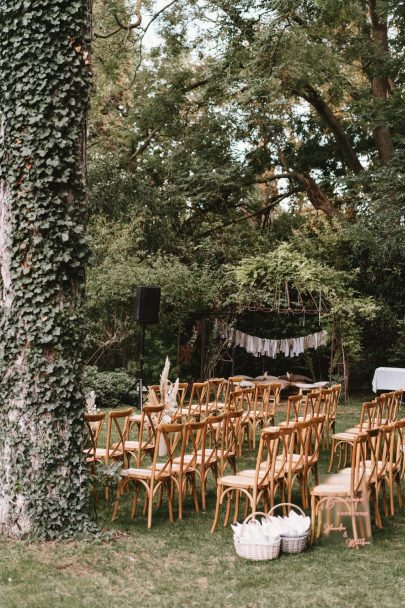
[0,1,95,538]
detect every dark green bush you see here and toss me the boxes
[84,366,137,408]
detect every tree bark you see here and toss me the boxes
[300,85,364,174]
[368,0,394,162]
[0,1,95,539]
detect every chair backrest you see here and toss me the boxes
[366,427,380,484]
[254,429,280,487]
[378,422,397,478]
[276,425,296,479]
[253,383,271,420]
[149,385,161,400]
[389,390,403,422]
[285,394,304,424]
[349,432,368,495]
[330,384,342,418]
[267,383,281,415]
[320,387,334,418]
[376,392,393,425]
[203,378,227,415]
[293,419,312,470]
[134,404,165,466]
[308,414,326,465]
[395,418,405,480]
[202,414,225,465]
[84,412,105,460]
[177,382,189,407]
[305,391,322,417]
[221,410,243,467]
[187,381,208,417]
[150,423,184,480]
[239,386,255,421]
[180,420,206,474]
[358,401,378,431]
[105,408,133,463]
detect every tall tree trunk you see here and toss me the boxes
[0,1,95,539]
[368,0,394,162]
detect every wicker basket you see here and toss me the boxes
[233,512,281,561]
[268,503,309,554]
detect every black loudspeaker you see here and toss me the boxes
[135,286,161,324]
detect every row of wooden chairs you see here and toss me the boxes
[111,411,246,527]
[311,417,405,541]
[328,390,403,471]
[211,415,327,531]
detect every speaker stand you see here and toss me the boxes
[138,322,146,409]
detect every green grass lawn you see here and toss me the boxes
[1,397,404,608]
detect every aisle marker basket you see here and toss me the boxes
[269,503,309,554]
[233,512,281,561]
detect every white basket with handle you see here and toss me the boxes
[268,503,309,554]
[233,512,281,561]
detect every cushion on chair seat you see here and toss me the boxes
[129,414,142,423]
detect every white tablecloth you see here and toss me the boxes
[372,367,405,392]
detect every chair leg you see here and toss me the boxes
[178,476,183,521]
[167,481,174,524]
[310,495,316,544]
[328,439,336,472]
[224,491,232,527]
[211,485,222,533]
[233,490,240,524]
[147,484,154,529]
[191,474,200,514]
[131,482,139,519]
[201,469,207,511]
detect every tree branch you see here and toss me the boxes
[197,189,302,237]
[300,84,364,174]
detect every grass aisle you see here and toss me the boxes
[0,398,404,608]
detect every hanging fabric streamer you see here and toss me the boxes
[219,323,327,359]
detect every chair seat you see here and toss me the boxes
[332,432,358,441]
[92,448,124,458]
[174,452,217,466]
[278,421,296,428]
[262,426,279,433]
[338,461,386,476]
[276,454,303,464]
[311,483,352,496]
[124,440,153,451]
[129,414,142,423]
[121,467,158,479]
[218,473,263,489]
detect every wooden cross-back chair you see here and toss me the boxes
[280,394,305,427]
[250,383,272,449]
[203,378,227,415]
[90,408,132,499]
[211,428,281,532]
[394,418,405,513]
[390,390,403,421]
[239,387,255,451]
[310,432,369,544]
[186,381,208,419]
[84,412,105,464]
[319,387,336,447]
[93,408,132,467]
[328,401,377,472]
[220,410,243,473]
[306,414,326,494]
[267,382,281,420]
[125,404,164,467]
[113,423,186,528]
[280,419,312,509]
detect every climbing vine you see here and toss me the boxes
[0,0,96,538]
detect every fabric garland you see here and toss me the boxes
[220,324,327,359]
